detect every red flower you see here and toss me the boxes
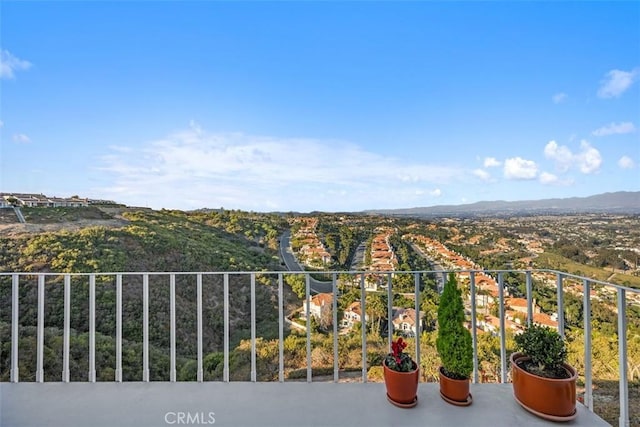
[392,337,407,357]
[385,338,415,373]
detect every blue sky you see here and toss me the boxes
[1,1,638,212]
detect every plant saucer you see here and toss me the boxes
[440,391,473,406]
[386,394,418,408]
[514,394,578,422]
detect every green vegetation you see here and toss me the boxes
[514,324,569,378]
[537,252,640,288]
[21,206,114,223]
[390,234,434,291]
[0,208,638,425]
[316,216,370,269]
[436,273,473,380]
[0,208,289,381]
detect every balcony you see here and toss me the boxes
[1,269,636,426]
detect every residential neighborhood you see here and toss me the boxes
[1,192,91,208]
[285,212,640,341]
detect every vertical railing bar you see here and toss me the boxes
[332,273,339,383]
[525,270,533,327]
[63,275,71,382]
[11,274,19,383]
[170,274,176,382]
[89,274,96,383]
[36,275,45,383]
[497,272,506,384]
[441,271,447,293]
[250,273,257,382]
[143,273,149,382]
[414,272,420,367]
[305,274,312,383]
[470,271,479,383]
[583,279,592,411]
[278,273,284,383]
[223,273,229,383]
[617,288,629,427]
[116,274,122,382]
[197,274,203,382]
[556,273,565,339]
[360,274,367,383]
[387,273,392,354]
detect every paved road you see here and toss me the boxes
[279,232,447,295]
[349,241,367,270]
[279,231,334,294]
[409,242,446,293]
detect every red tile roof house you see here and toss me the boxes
[505,298,529,314]
[341,301,369,328]
[478,314,522,335]
[532,312,559,330]
[302,293,334,322]
[391,308,425,337]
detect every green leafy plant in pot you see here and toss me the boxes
[383,337,419,408]
[436,273,473,406]
[511,323,578,421]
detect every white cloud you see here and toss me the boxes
[592,122,636,136]
[96,127,465,211]
[539,172,558,185]
[483,157,501,168]
[473,169,491,182]
[577,141,602,174]
[597,68,639,98]
[12,133,31,143]
[618,156,635,169]
[0,50,32,79]
[539,172,573,186]
[503,157,538,180]
[552,93,567,104]
[544,140,573,172]
[544,140,602,174]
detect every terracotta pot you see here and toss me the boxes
[510,352,577,419]
[438,366,471,405]
[383,360,419,407]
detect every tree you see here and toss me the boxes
[285,274,306,299]
[436,273,473,380]
[366,293,387,337]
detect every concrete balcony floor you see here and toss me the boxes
[1,382,609,427]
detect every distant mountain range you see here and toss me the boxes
[364,191,640,217]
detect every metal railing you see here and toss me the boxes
[2,269,637,427]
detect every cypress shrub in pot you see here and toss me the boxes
[436,273,473,405]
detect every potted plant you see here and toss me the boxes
[511,323,578,421]
[436,273,473,406]
[383,337,419,408]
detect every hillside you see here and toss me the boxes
[365,191,640,217]
[1,207,639,425]
[0,207,293,381]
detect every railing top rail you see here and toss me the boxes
[540,269,640,293]
[1,268,638,293]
